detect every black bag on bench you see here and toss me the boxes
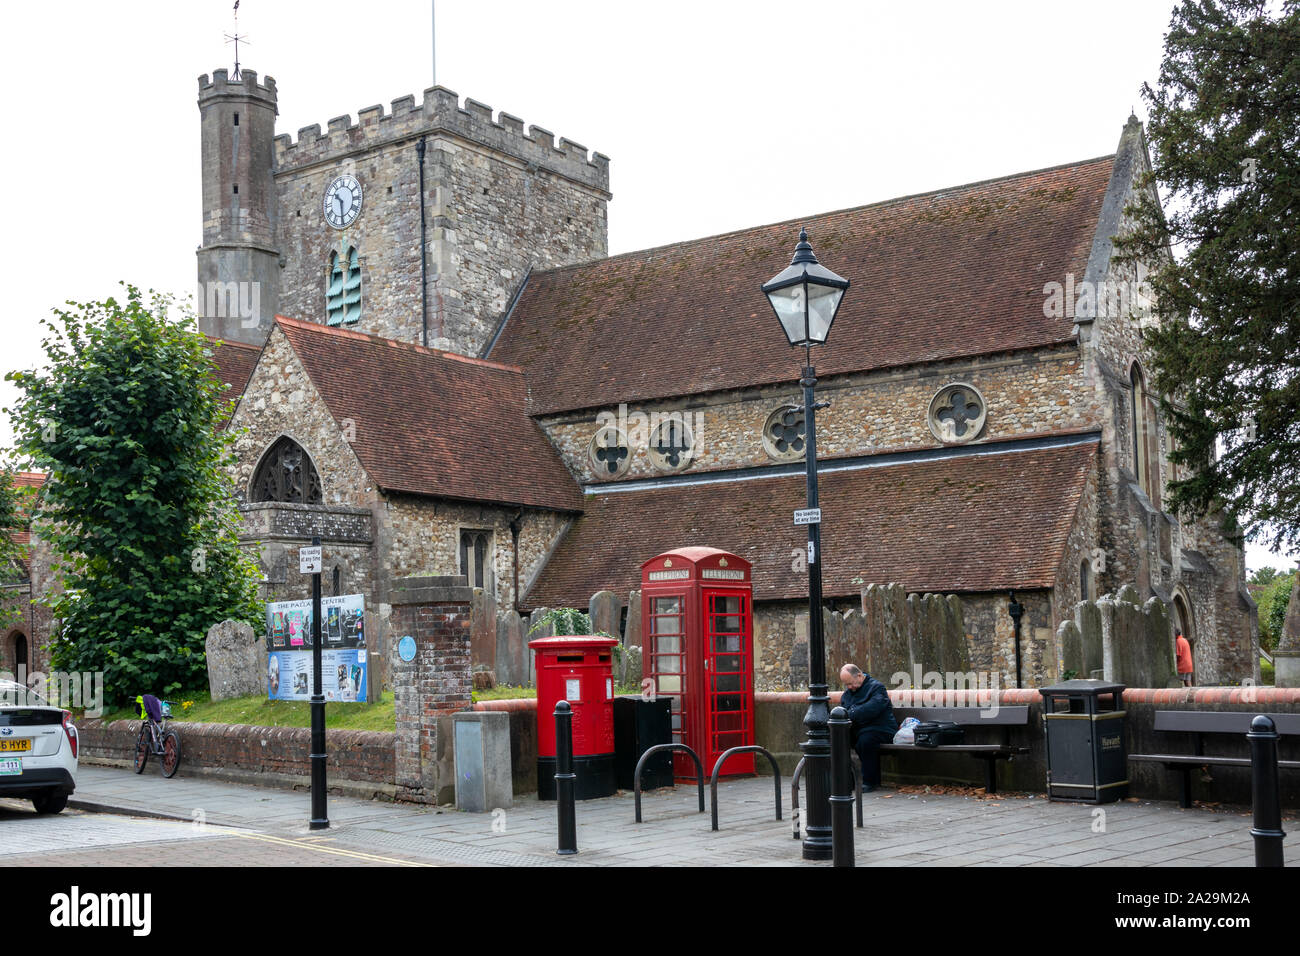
[914,721,965,747]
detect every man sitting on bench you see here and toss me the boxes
[840,663,899,792]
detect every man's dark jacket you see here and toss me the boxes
[840,675,898,739]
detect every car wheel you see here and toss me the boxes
[32,791,68,814]
[161,729,181,778]
[134,723,150,774]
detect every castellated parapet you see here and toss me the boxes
[198,69,279,108]
[272,86,609,195]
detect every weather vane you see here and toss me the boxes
[225,1,249,81]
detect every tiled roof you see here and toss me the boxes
[274,317,584,512]
[6,473,44,552]
[207,337,261,400]
[493,156,1115,415]
[206,338,262,428]
[525,439,1098,607]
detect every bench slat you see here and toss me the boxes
[880,744,1024,754]
[1152,711,1300,735]
[891,706,1029,726]
[1130,753,1300,770]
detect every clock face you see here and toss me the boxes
[323,175,363,229]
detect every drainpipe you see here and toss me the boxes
[510,512,524,613]
[416,136,429,347]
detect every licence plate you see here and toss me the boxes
[0,757,21,775]
[0,739,32,753]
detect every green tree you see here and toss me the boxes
[1254,567,1296,651]
[0,465,35,625]
[1114,1,1300,552]
[5,286,262,703]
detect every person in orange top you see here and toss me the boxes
[1175,630,1194,686]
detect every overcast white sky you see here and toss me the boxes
[1,0,1293,571]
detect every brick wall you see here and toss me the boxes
[77,719,396,796]
[390,576,474,803]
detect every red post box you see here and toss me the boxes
[529,635,618,800]
[641,548,755,778]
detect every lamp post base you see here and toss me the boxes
[800,687,833,861]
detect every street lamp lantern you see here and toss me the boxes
[762,227,850,349]
[764,226,850,862]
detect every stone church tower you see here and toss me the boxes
[197,70,282,345]
[196,68,611,356]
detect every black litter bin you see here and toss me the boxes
[614,695,672,791]
[1039,680,1128,804]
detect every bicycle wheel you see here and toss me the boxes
[133,723,150,773]
[161,728,182,778]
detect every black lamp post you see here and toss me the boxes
[763,227,849,861]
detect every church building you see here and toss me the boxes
[194,66,1257,692]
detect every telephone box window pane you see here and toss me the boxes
[714,694,743,712]
[711,595,740,614]
[716,655,743,672]
[714,634,741,653]
[654,596,681,614]
[658,676,681,693]
[656,655,681,673]
[714,615,742,633]
[652,615,683,635]
[655,635,681,653]
[716,674,742,693]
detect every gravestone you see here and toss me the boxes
[622,644,643,687]
[205,619,267,701]
[495,610,526,687]
[624,589,643,649]
[1074,600,1104,678]
[862,583,911,681]
[1276,573,1300,688]
[470,588,495,673]
[588,590,621,640]
[1059,619,1084,678]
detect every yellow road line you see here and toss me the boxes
[231,829,434,866]
[120,813,434,866]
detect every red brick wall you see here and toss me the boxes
[77,719,395,785]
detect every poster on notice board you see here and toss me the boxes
[265,594,367,702]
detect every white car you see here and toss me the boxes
[0,679,78,814]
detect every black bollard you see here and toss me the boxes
[829,706,855,868]
[1247,714,1286,867]
[554,700,577,855]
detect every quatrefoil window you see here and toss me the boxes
[648,418,695,472]
[762,404,806,461]
[588,426,631,478]
[927,384,987,444]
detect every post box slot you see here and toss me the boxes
[556,654,584,663]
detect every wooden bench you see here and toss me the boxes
[1129,711,1300,808]
[877,705,1030,794]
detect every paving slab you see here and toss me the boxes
[63,766,1298,867]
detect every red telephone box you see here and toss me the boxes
[529,635,618,800]
[641,548,755,778]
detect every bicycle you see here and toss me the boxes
[133,694,182,778]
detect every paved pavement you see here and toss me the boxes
[5,766,1289,867]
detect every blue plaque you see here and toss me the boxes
[398,635,417,662]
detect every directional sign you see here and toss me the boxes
[299,545,323,574]
[793,508,822,525]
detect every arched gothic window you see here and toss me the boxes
[326,246,362,325]
[1129,362,1163,507]
[460,530,493,590]
[251,437,323,504]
